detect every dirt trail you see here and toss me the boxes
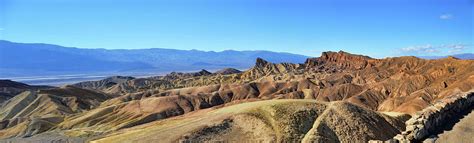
[432,109,474,143]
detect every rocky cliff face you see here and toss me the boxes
[241,58,304,80]
[305,51,373,71]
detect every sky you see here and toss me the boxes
[0,0,472,58]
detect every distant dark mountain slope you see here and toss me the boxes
[452,53,474,59]
[0,40,308,77]
[417,53,474,60]
[0,41,153,77]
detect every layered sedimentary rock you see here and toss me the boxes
[0,80,52,105]
[305,51,373,71]
[0,86,114,138]
[91,51,474,115]
[1,51,473,142]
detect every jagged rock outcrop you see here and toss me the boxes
[241,58,304,80]
[305,51,374,71]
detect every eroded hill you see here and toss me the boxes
[91,100,407,143]
[0,51,473,142]
[0,80,52,105]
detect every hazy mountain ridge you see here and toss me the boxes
[417,53,474,60]
[0,40,308,77]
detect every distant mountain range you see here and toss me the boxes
[417,53,474,60]
[0,40,308,77]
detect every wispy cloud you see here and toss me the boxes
[400,44,469,55]
[401,44,439,54]
[440,14,453,20]
[443,44,468,53]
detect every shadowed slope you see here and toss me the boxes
[0,80,52,105]
[0,86,115,138]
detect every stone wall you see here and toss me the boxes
[391,90,474,142]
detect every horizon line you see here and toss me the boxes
[1,39,473,58]
[0,39,314,57]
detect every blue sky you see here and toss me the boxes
[0,0,472,57]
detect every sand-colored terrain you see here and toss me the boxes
[0,51,472,142]
[91,99,406,143]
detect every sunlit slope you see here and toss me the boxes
[92,99,406,143]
